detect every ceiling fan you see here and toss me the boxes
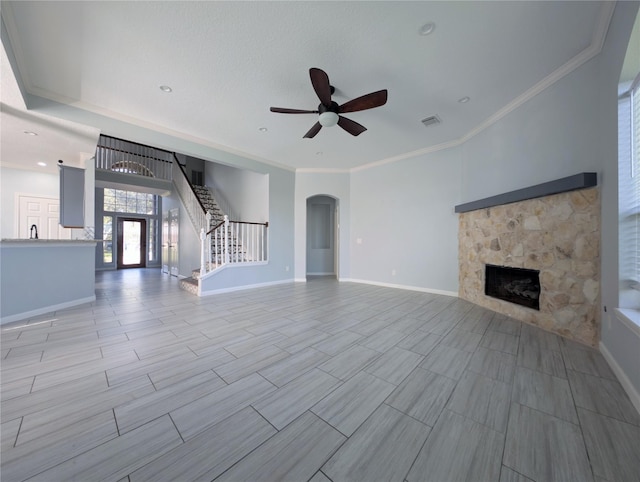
[270,68,388,138]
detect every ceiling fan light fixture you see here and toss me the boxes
[319,111,339,127]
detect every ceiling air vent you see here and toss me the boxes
[421,115,441,128]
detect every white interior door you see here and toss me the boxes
[17,195,73,240]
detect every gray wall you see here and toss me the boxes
[205,162,268,222]
[350,147,461,294]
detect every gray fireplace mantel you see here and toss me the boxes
[454,172,597,213]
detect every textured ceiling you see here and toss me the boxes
[1,1,613,172]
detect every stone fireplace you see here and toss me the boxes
[457,176,600,347]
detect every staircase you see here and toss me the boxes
[191,185,225,226]
[179,185,248,293]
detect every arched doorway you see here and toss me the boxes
[306,195,338,278]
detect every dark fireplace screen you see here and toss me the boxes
[485,264,540,310]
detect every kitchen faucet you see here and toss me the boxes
[30,224,38,239]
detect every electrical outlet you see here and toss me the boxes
[285,266,290,272]
[392,269,396,276]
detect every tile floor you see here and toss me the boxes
[1,269,639,482]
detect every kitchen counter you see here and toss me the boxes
[0,240,97,324]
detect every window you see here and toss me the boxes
[619,75,640,309]
[103,188,157,215]
[103,216,113,264]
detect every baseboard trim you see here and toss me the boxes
[199,279,294,296]
[600,341,640,416]
[341,278,458,297]
[0,296,97,326]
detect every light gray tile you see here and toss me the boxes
[468,346,516,383]
[480,330,519,355]
[1,418,21,452]
[385,367,457,426]
[129,407,276,482]
[253,368,342,429]
[309,471,332,482]
[447,370,511,432]
[223,331,287,357]
[420,344,472,380]
[27,415,182,482]
[455,311,493,334]
[512,367,578,424]
[489,316,522,336]
[578,407,640,482]
[312,330,362,356]
[216,411,346,482]
[500,466,535,482]
[517,341,567,378]
[0,376,35,401]
[504,403,593,482]
[407,409,504,482]
[322,404,431,482]
[148,349,235,389]
[170,372,276,440]
[214,345,289,384]
[258,347,329,387]
[562,345,617,379]
[275,328,329,354]
[364,347,424,385]
[397,331,441,356]
[17,375,155,444]
[520,323,561,352]
[311,371,396,436]
[441,328,483,352]
[2,411,118,481]
[359,328,407,352]
[318,345,380,381]
[568,370,640,425]
[115,370,226,433]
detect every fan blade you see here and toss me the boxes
[338,116,367,136]
[270,107,319,114]
[303,122,322,139]
[309,68,332,106]
[339,89,388,113]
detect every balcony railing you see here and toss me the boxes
[95,135,173,181]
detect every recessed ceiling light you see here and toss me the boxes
[159,85,173,93]
[37,162,47,167]
[419,22,436,36]
[23,130,38,136]
[258,127,268,132]
[458,96,470,103]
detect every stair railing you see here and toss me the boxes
[172,157,211,240]
[201,215,268,275]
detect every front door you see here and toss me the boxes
[117,218,146,269]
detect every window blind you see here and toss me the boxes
[619,78,640,287]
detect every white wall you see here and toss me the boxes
[294,172,350,281]
[162,192,201,278]
[350,148,461,294]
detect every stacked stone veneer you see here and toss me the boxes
[458,187,600,347]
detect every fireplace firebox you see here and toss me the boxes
[485,264,540,310]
